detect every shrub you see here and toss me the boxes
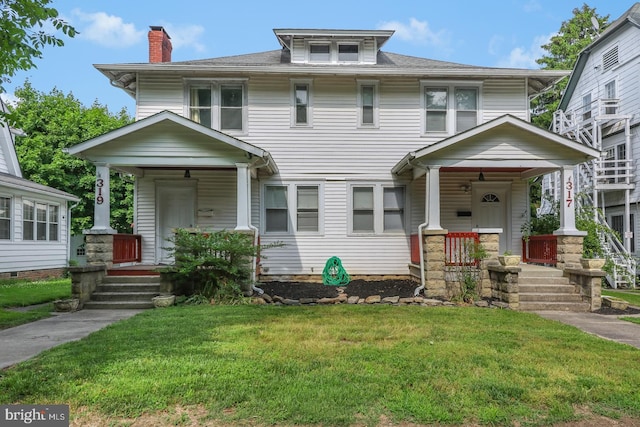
[163,229,281,302]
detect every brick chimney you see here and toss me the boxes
[148,26,172,63]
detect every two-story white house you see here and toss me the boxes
[67,27,599,297]
[0,99,79,279]
[547,3,640,287]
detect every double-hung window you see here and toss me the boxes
[0,196,10,240]
[264,183,322,234]
[357,80,379,127]
[423,82,480,135]
[187,80,247,132]
[291,79,313,126]
[604,80,617,114]
[309,44,330,62]
[582,93,592,121]
[338,44,359,62]
[22,200,59,241]
[350,184,405,235]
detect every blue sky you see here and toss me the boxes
[1,0,632,114]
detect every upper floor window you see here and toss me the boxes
[309,44,330,62]
[604,80,617,114]
[187,81,247,132]
[294,84,309,125]
[582,93,592,121]
[338,44,359,62]
[264,183,323,234]
[0,196,10,240]
[23,200,59,241]
[357,80,379,127]
[290,79,313,127]
[422,82,480,135]
[350,184,406,235]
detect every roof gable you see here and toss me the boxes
[66,110,278,174]
[393,115,600,174]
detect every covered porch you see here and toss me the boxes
[393,115,602,306]
[65,110,278,269]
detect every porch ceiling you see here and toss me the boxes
[65,110,278,175]
[392,114,600,178]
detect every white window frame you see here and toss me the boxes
[348,183,407,236]
[262,182,324,235]
[0,195,11,240]
[420,80,482,136]
[290,79,313,127]
[357,80,379,128]
[337,43,360,63]
[582,92,592,121]
[308,43,331,63]
[184,79,248,134]
[305,41,363,64]
[22,199,60,242]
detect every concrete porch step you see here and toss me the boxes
[97,283,160,293]
[84,300,155,310]
[91,291,159,302]
[518,283,577,294]
[518,301,591,312]
[103,275,160,284]
[519,292,583,303]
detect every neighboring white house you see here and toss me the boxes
[0,99,80,278]
[545,2,640,287]
[67,27,598,284]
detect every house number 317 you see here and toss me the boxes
[96,178,104,205]
[565,176,573,208]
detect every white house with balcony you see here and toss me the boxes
[545,3,640,287]
[66,26,603,306]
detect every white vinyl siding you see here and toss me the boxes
[137,74,184,119]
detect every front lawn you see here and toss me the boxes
[0,278,71,329]
[1,305,639,426]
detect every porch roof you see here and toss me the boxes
[392,114,600,178]
[65,110,278,176]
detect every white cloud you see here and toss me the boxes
[496,33,553,69]
[160,23,206,53]
[377,18,451,49]
[488,35,504,56]
[72,9,144,48]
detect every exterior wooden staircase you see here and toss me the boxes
[84,275,161,309]
[517,265,590,312]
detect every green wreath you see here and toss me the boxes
[322,256,350,286]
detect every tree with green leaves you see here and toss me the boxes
[531,3,609,130]
[0,0,76,93]
[7,81,133,234]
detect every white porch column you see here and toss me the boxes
[425,165,443,230]
[554,165,586,236]
[235,163,251,231]
[91,164,115,233]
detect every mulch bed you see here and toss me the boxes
[258,279,418,299]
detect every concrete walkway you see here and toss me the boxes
[0,309,142,369]
[536,311,640,349]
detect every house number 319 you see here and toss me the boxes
[96,178,104,205]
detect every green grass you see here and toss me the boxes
[621,317,640,325]
[1,305,639,426]
[0,278,71,329]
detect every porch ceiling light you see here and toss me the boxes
[184,169,191,178]
[478,170,485,181]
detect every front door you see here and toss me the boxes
[157,182,196,264]
[472,183,510,252]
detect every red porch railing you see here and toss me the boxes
[522,234,557,265]
[113,233,142,264]
[445,232,480,267]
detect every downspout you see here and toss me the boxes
[245,161,264,295]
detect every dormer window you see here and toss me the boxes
[310,44,330,62]
[338,44,359,62]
